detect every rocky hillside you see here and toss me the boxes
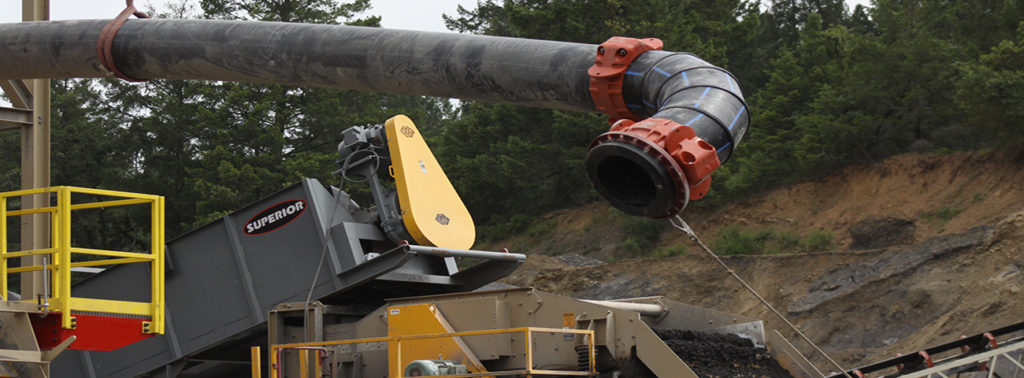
[483,150,1024,372]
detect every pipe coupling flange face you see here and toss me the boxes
[585,131,688,218]
[585,117,722,218]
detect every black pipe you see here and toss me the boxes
[585,51,749,217]
[626,51,750,163]
[0,19,598,112]
[0,19,747,218]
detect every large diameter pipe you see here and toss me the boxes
[0,19,597,112]
[0,19,748,218]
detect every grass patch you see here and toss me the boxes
[524,218,555,238]
[606,208,671,256]
[613,210,668,256]
[802,230,834,252]
[921,206,962,224]
[710,224,834,255]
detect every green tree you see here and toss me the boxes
[956,22,1024,146]
[201,0,378,24]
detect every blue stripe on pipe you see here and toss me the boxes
[686,114,704,125]
[682,71,690,87]
[727,106,746,131]
[694,87,711,108]
[642,100,655,108]
[627,104,643,109]
[726,75,735,92]
[653,67,672,77]
[717,141,732,154]
[625,71,644,76]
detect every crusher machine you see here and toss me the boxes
[49,116,819,378]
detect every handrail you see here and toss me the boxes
[0,186,165,335]
[267,326,597,378]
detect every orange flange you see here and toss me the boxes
[606,118,720,201]
[588,37,663,123]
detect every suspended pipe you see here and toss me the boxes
[0,19,749,218]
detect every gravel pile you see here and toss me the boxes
[654,329,792,378]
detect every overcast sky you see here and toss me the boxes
[1,0,873,29]
[0,0,477,31]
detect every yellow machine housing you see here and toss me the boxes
[385,115,475,249]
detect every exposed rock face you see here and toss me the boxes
[788,226,992,314]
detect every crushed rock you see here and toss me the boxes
[556,253,605,267]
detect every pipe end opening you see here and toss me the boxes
[585,140,685,218]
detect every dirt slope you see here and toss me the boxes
[487,151,1024,373]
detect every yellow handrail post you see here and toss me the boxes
[270,346,279,378]
[525,328,534,373]
[51,190,59,301]
[59,186,72,329]
[1,194,6,301]
[299,349,309,378]
[0,192,6,299]
[158,196,165,333]
[251,346,262,378]
[395,339,402,378]
[148,193,161,334]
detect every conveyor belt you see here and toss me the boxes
[828,320,1024,377]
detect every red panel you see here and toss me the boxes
[31,313,155,351]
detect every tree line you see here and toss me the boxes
[1,0,1021,248]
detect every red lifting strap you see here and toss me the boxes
[96,0,151,82]
[587,37,663,124]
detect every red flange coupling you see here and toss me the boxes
[588,37,663,123]
[585,117,721,218]
[609,118,720,200]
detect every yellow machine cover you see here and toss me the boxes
[385,115,476,249]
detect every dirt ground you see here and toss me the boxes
[487,151,1024,375]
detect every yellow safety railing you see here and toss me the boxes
[0,186,164,334]
[265,327,597,378]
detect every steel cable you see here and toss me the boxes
[670,215,850,376]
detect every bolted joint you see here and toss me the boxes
[587,37,663,123]
[585,118,720,218]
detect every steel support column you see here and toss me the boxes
[8,0,51,300]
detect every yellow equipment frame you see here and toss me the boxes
[266,327,597,377]
[0,186,165,334]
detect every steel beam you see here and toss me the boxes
[0,106,32,131]
[0,80,33,109]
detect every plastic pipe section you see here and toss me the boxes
[0,21,747,218]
